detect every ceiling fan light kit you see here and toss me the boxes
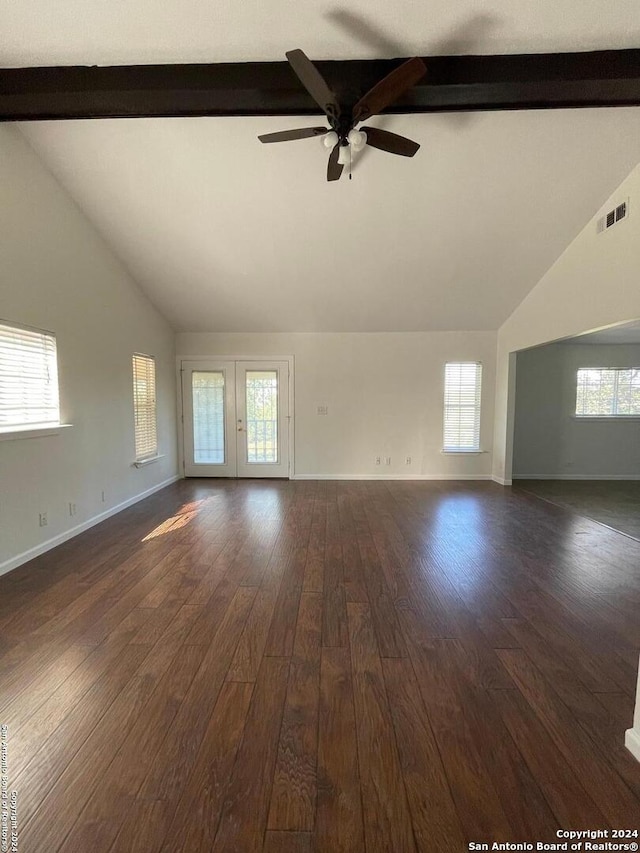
[323,131,338,148]
[347,129,367,149]
[258,48,426,181]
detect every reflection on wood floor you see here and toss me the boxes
[1,479,639,852]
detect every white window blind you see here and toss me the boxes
[443,362,482,451]
[576,367,640,416]
[132,354,158,460]
[0,321,60,429]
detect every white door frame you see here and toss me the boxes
[176,354,295,478]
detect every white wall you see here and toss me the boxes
[0,126,178,574]
[490,161,640,760]
[627,669,640,763]
[176,331,496,480]
[513,342,640,478]
[493,163,640,484]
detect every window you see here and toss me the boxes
[575,368,640,417]
[0,320,60,430]
[443,362,482,451]
[132,354,158,460]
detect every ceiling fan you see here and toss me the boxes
[258,49,427,181]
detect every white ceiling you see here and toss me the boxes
[3,0,640,65]
[8,1,640,333]
[20,109,640,332]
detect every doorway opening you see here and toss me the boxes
[510,321,640,539]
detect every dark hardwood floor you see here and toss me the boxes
[514,479,640,541]
[1,479,639,852]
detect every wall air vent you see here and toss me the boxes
[597,199,629,233]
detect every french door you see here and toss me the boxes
[182,360,290,478]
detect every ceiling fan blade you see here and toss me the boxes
[327,143,344,182]
[285,49,341,120]
[258,126,329,143]
[360,126,420,157]
[352,57,426,123]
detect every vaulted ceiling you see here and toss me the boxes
[4,0,640,65]
[7,1,640,332]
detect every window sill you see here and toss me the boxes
[133,454,165,468]
[0,423,73,441]
[572,416,640,421]
[441,449,486,455]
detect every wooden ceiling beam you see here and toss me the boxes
[2,49,640,121]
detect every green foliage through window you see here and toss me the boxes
[575,368,640,416]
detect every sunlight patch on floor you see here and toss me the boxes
[141,499,205,541]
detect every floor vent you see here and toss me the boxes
[597,199,629,233]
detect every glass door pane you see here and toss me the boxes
[245,371,278,464]
[192,371,226,463]
[182,361,237,477]
[236,361,289,478]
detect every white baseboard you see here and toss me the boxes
[492,476,513,486]
[625,727,640,763]
[513,474,640,481]
[0,475,180,578]
[290,474,493,481]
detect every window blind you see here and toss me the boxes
[576,367,640,416]
[443,362,482,451]
[132,354,158,460]
[0,321,60,428]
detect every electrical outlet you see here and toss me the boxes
[69,502,77,516]
[385,456,391,465]
[375,456,381,466]
[39,512,48,527]
[405,456,412,465]
[101,490,106,503]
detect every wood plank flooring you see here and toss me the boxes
[515,479,640,541]
[1,479,639,851]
